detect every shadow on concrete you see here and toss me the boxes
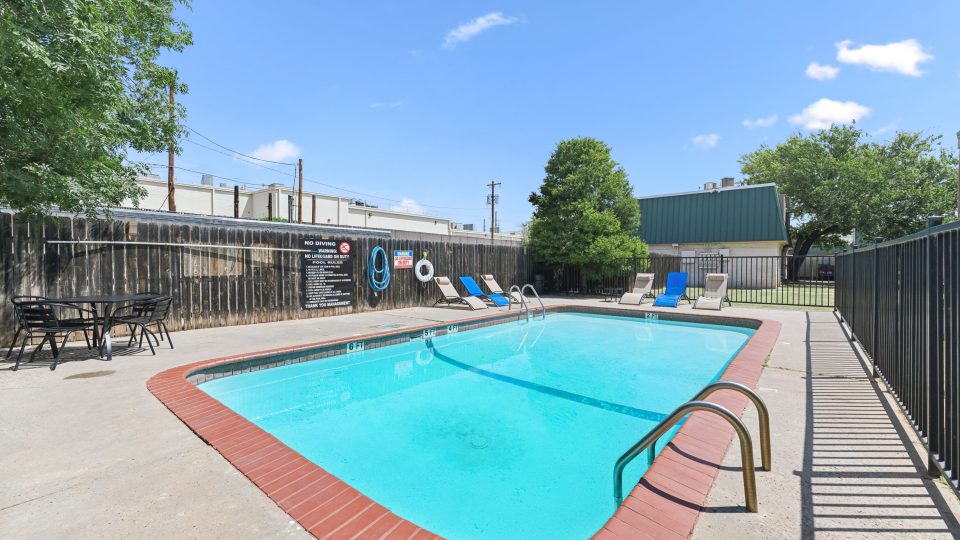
[798,311,960,537]
[0,341,151,371]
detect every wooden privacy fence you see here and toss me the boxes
[0,210,532,344]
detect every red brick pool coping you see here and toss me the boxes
[147,306,780,539]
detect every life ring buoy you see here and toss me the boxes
[415,258,434,282]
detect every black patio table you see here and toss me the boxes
[602,287,624,302]
[56,293,161,360]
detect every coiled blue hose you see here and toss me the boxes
[367,245,391,293]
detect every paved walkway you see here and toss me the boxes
[694,310,960,539]
[1,300,958,539]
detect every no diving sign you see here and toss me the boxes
[393,249,413,269]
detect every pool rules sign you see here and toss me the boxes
[300,238,354,309]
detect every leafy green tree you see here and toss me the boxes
[0,0,192,219]
[528,138,647,287]
[740,124,957,279]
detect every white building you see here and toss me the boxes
[636,179,791,288]
[127,176,522,244]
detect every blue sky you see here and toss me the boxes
[147,1,960,231]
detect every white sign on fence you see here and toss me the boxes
[394,249,414,269]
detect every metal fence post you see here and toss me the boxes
[849,244,857,341]
[872,237,883,378]
[926,216,944,477]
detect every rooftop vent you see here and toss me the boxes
[721,177,735,188]
[201,174,214,186]
[704,181,718,190]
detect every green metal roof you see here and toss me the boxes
[636,183,789,244]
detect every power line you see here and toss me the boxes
[178,126,485,212]
[147,162,485,213]
[146,164,274,187]
[184,125,298,165]
[299,176,485,211]
[183,139,296,178]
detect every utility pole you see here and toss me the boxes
[297,158,304,224]
[486,180,501,242]
[955,131,959,218]
[167,85,176,212]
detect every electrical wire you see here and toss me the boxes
[148,163,486,216]
[148,126,487,212]
[183,139,296,178]
[184,125,298,165]
[146,163,493,226]
[299,176,484,211]
[145,164,274,188]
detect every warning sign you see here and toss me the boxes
[300,238,354,309]
[393,249,413,269]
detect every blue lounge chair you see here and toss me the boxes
[459,276,510,306]
[653,272,690,307]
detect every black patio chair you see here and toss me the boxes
[134,291,170,345]
[9,301,97,371]
[6,296,48,359]
[108,296,174,354]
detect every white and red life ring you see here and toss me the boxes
[415,258,434,282]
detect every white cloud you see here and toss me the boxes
[742,114,778,128]
[248,140,300,163]
[370,100,403,109]
[805,62,840,81]
[789,98,871,130]
[390,197,426,215]
[443,12,518,49]
[836,39,933,76]
[691,133,719,149]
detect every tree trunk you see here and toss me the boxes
[789,237,816,282]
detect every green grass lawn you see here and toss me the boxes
[657,283,835,309]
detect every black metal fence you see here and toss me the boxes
[835,218,960,493]
[535,254,836,307]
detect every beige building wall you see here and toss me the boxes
[125,177,523,243]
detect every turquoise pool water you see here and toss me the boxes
[199,313,753,539]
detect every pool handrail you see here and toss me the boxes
[612,400,761,512]
[508,284,530,323]
[507,284,545,322]
[520,284,545,321]
[691,381,771,472]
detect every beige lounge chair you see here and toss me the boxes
[433,277,487,310]
[480,274,525,303]
[694,273,731,310]
[619,273,655,305]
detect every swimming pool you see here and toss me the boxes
[196,312,753,539]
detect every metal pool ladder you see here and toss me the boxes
[508,284,545,322]
[612,381,770,513]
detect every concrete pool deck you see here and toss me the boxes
[1,299,958,539]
